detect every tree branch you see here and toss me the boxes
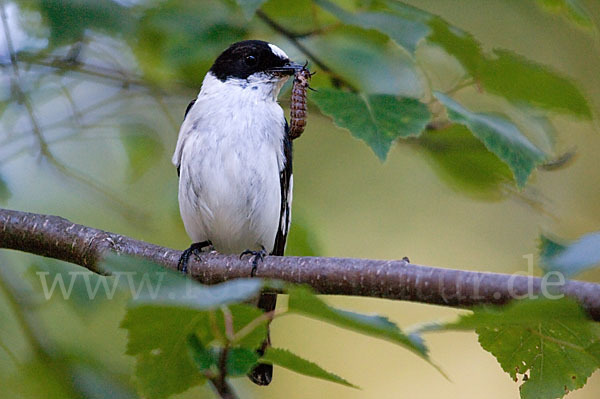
[1,207,599,320]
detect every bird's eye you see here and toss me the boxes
[244,55,258,67]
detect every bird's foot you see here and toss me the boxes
[178,240,212,274]
[240,246,267,277]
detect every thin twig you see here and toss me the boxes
[233,310,277,344]
[0,9,147,224]
[207,374,238,399]
[256,9,358,92]
[221,306,235,342]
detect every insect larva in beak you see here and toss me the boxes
[289,66,312,140]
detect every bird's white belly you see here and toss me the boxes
[178,132,282,254]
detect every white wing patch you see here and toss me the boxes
[268,43,289,60]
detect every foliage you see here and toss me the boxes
[434,92,547,188]
[416,298,600,399]
[311,89,431,160]
[1,0,599,398]
[539,232,600,277]
[107,255,430,397]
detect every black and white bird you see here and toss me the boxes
[172,40,302,385]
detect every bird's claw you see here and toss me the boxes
[240,246,267,277]
[178,240,212,274]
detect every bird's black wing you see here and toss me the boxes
[184,99,196,119]
[272,118,293,256]
[177,99,197,177]
[250,119,293,386]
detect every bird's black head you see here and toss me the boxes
[209,40,301,82]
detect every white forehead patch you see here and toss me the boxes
[269,43,289,60]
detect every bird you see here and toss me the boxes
[172,40,303,385]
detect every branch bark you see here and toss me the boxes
[1,207,599,320]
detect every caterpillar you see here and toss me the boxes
[289,65,313,140]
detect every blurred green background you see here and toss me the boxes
[1,0,600,398]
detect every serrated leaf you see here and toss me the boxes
[120,123,164,183]
[286,285,428,359]
[312,88,431,160]
[314,0,429,54]
[122,304,267,397]
[431,298,600,399]
[107,255,269,397]
[479,50,591,118]
[122,306,208,399]
[536,0,593,27]
[235,0,267,19]
[427,17,483,75]
[539,232,600,277]
[434,92,546,187]
[261,347,357,388]
[428,19,591,117]
[417,124,513,198]
[135,347,206,399]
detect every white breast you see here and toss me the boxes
[173,72,288,254]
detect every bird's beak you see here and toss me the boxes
[269,61,305,75]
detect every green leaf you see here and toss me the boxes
[187,334,216,372]
[187,335,258,376]
[539,232,600,277]
[123,304,268,397]
[428,19,591,117]
[478,49,592,118]
[312,88,431,160]
[427,17,483,75]
[100,254,265,309]
[417,124,513,198]
[261,347,358,388]
[218,304,269,350]
[226,348,260,376]
[286,285,428,359]
[428,298,600,399]
[27,260,117,317]
[122,306,210,356]
[235,0,267,19]
[0,172,11,204]
[434,92,547,187]
[536,0,593,27]
[122,306,208,399]
[108,255,272,397]
[39,0,132,47]
[188,324,261,376]
[120,123,164,183]
[314,0,429,54]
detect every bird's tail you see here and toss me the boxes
[248,292,277,385]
